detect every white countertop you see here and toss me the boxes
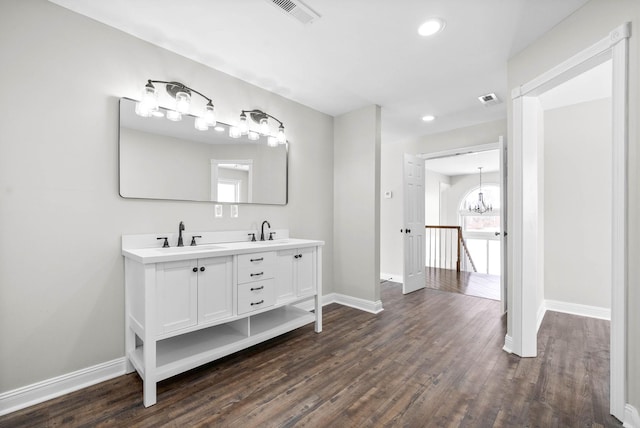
[122,238,324,264]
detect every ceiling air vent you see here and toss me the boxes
[266,0,320,25]
[478,93,500,106]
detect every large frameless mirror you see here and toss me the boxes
[118,98,287,204]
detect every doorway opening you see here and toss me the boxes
[510,23,629,419]
[423,145,503,302]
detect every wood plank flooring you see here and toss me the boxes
[425,267,501,301]
[0,283,619,427]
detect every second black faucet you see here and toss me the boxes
[260,220,270,241]
[178,221,185,247]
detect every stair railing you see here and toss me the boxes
[425,225,477,272]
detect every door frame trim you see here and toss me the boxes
[510,22,629,419]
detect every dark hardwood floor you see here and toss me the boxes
[0,283,618,427]
[425,267,501,301]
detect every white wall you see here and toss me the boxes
[334,105,381,302]
[0,0,334,394]
[380,119,506,279]
[506,0,640,410]
[543,98,612,309]
[425,170,450,225]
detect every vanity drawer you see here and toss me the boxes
[237,252,275,269]
[238,279,275,315]
[238,265,274,284]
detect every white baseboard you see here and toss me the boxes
[334,293,384,314]
[294,293,338,311]
[544,299,611,321]
[380,272,403,284]
[295,292,384,314]
[625,404,640,428]
[0,357,127,417]
[536,303,546,333]
[503,334,513,353]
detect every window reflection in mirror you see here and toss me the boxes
[118,98,287,205]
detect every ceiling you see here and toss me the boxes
[50,0,589,144]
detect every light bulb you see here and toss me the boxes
[259,117,269,135]
[247,131,260,141]
[238,112,249,135]
[175,91,191,114]
[194,116,208,131]
[204,102,216,127]
[267,136,278,147]
[229,126,241,138]
[136,82,158,117]
[277,125,286,144]
[166,110,182,121]
[135,101,152,117]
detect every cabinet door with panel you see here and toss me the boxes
[295,247,316,297]
[156,259,198,335]
[274,249,296,304]
[198,256,233,324]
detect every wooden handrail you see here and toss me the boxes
[460,235,477,272]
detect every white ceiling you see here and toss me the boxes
[49,0,589,144]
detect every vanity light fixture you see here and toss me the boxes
[418,17,446,37]
[230,109,286,147]
[135,80,217,131]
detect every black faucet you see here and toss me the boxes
[260,220,271,241]
[178,221,185,247]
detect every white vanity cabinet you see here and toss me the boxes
[122,234,323,408]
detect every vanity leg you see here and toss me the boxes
[142,338,157,407]
[314,247,322,333]
[143,379,157,407]
[124,323,135,374]
[314,294,323,333]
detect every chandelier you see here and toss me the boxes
[134,80,216,131]
[469,167,492,214]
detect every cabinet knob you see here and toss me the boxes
[200,266,205,272]
[294,254,303,259]
[192,267,198,272]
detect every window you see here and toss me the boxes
[217,179,240,203]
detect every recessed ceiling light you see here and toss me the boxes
[422,115,436,122]
[214,126,225,132]
[418,18,446,37]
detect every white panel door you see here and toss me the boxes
[274,249,295,303]
[403,153,426,294]
[295,247,317,297]
[198,256,233,324]
[156,259,198,334]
